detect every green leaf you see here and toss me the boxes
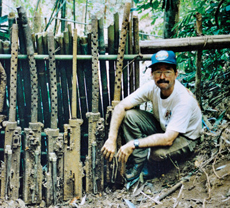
[226,5,230,11]
[152,0,160,9]
[0,32,9,40]
[0,15,8,24]
[213,110,226,130]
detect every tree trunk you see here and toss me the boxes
[163,0,180,38]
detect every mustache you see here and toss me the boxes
[157,79,169,84]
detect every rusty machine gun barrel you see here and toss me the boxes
[44,32,64,206]
[0,24,22,200]
[17,6,43,204]
[85,16,105,194]
[63,28,84,200]
[106,2,131,184]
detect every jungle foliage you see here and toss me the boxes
[135,0,230,87]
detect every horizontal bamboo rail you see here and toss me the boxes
[1,34,229,61]
[0,54,150,60]
[140,34,230,53]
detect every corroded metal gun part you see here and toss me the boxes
[63,119,83,199]
[44,32,63,206]
[63,28,84,200]
[113,3,131,102]
[85,112,101,193]
[85,16,105,194]
[23,123,43,204]
[17,7,43,204]
[106,3,131,185]
[0,24,22,200]
[1,122,21,199]
[17,6,38,123]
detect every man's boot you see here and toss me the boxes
[125,162,145,181]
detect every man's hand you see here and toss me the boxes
[101,139,117,162]
[117,141,135,163]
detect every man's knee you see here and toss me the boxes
[122,109,141,129]
[123,109,139,122]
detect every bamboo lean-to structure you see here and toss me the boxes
[0,4,138,204]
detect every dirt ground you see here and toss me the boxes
[1,123,229,208]
[70,125,230,208]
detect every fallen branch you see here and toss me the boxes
[140,191,162,205]
[173,184,184,208]
[212,124,229,179]
[200,167,211,200]
[154,181,183,202]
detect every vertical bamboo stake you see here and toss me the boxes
[128,12,134,94]
[0,62,6,128]
[61,0,66,32]
[123,30,129,98]
[113,3,131,102]
[63,28,72,109]
[0,62,6,116]
[3,41,11,118]
[17,16,30,127]
[78,37,88,130]
[133,16,140,90]
[114,12,119,54]
[36,35,43,124]
[108,24,115,103]
[195,12,202,108]
[17,66,26,129]
[68,23,73,54]
[34,11,41,34]
[86,33,92,112]
[8,12,15,40]
[98,17,109,116]
[72,30,77,119]
[58,35,70,124]
[55,36,64,132]
[36,33,50,128]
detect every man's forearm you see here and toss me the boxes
[108,104,126,142]
[137,130,179,148]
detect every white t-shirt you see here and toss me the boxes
[128,80,202,140]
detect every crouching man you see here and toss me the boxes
[101,50,202,181]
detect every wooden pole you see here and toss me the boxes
[58,35,70,124]
[195,12,202,108]
[108,24,115,103]
[63,28,73,110]
[36,33,50,128]
[114,12,119,54]
[140,34,230,53]
[61,0,66,32]
[17,17,30,126]
[98,17,109,116]
[34,11,41,33]
[123,27,129,98]
[133,16,140,90]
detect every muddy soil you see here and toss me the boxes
[2,124,229,208]
[72,130,230,208]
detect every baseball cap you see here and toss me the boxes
[148,50,177,68]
